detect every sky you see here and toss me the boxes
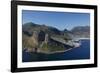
[22,10,90,30]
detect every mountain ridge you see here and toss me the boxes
[22,22,90,53]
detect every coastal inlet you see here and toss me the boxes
[22,22,90,62]
[22,39,90,62]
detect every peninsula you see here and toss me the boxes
[22,22,89,54]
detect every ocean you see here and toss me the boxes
[22,39,90,62]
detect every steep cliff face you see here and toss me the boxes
[22,22,90,53]
[22,33,38,52]
[22,22,72,53]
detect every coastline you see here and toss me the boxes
[36,38,89,54]
[77,38,90,40]
[37,43,81,54]
[23,39,90,62]
[37,48,74,54]
[24,38,89,54]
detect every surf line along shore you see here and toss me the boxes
[23,38,81,54]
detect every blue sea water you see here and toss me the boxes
[22,39,90,62]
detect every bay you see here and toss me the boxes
[22,39,90,62]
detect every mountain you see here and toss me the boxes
[22,22,72,53]
[22,22,62,36]
[71,26,90,38]
[22,22,90,53]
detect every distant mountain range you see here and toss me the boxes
[22,22,90,53]
[70,26,90,38]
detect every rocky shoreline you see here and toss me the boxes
[24,41,81,54]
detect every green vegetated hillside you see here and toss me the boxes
[22,22,90,53]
